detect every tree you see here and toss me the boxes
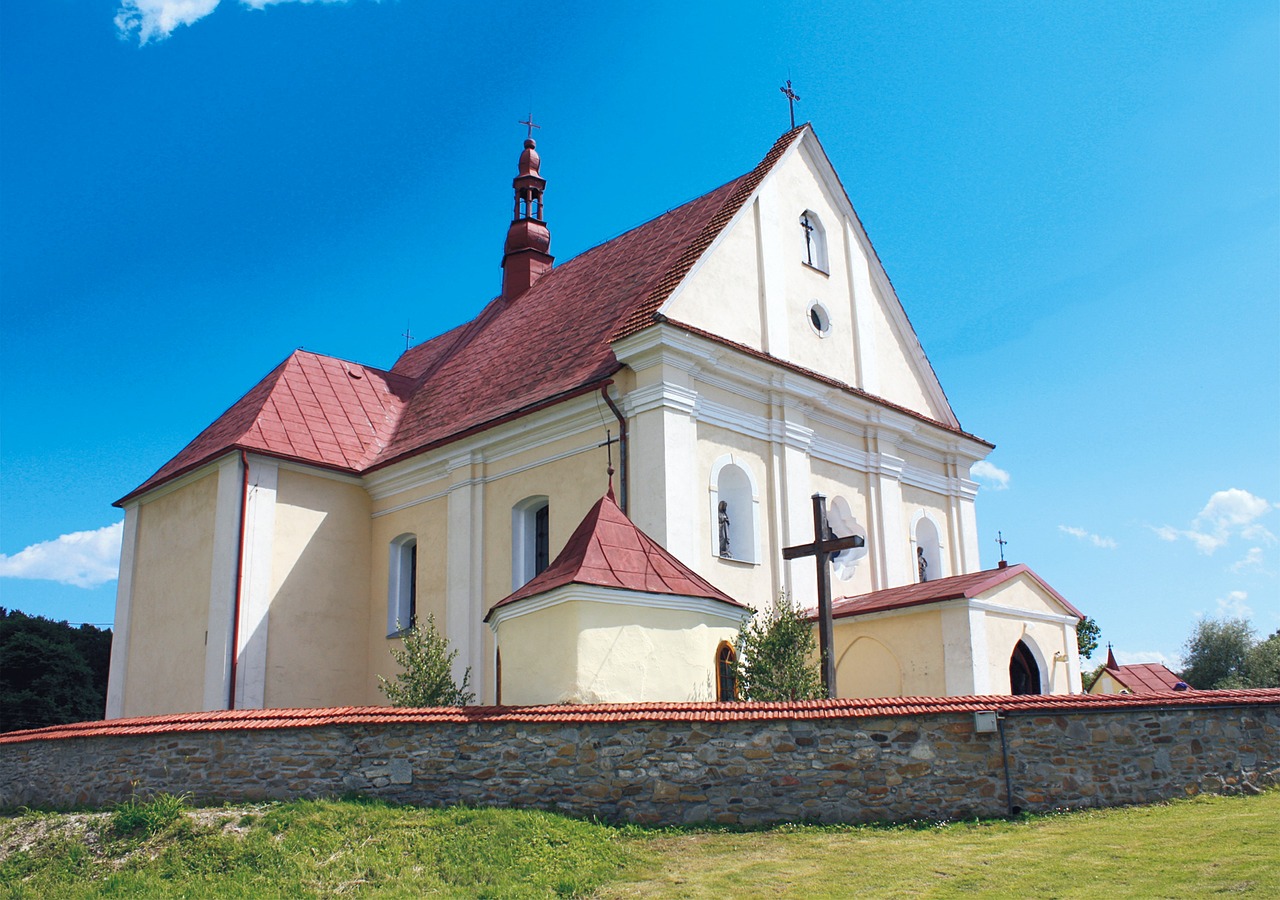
[378,615,474,707]
[0,608,113,732]
[1179,617,1254,689]
[732,594,824,701]
[1076,616,1101,660]
[1080,663,1105,692]
[1243,630,1280,689]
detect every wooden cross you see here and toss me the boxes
[782,493,865,697]
[779,79,801,129]
[519,113,541,140]
[996,531,1008,563]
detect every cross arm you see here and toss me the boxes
[782,534,864,560]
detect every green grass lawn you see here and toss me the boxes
[2,791,1276,898]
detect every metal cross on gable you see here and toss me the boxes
[779,79,801,129]
[997,531,1008,563]
[782,493,866,697]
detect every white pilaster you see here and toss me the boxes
[772,398,815,610]
[233,456,277,710]
[446,452,485,697]
[871,449,909,589]
[755,186,790,359]
[104,504,139,719]
[203,455,243,711]
[956,478,981,573]
[846,219,879,395]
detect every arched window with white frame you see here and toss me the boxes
[912,512,944,584]
[512,496,550,589]
[709,455,760,564]
[386,533,417,637]
[799,209,829,272]
[827,496,868,582]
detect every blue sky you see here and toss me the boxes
[2,1,1277,672]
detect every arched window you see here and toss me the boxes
[913,514,943,583]
[828,496,868,582]
[512,496,550,589]
[799,209,829,272]
[1009,641,1042,695]
[716,642,738,701]
[710,456,759,564]
[387,533,417,636]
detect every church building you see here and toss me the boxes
[106,124,1085,717]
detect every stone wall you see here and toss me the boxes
[2,695,1277,825]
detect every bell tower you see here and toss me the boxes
[501,134,554,301]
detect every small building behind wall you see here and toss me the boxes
[816,563,1085,698]
[485,488,750,704]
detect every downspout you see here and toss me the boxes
[997,712,1017,817]
[227,450,249,710]
[600,382,628,514]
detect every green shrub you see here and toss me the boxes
[110,792,188,836]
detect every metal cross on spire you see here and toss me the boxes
[519,113,541,140]
[598,429,620,488]
[783,493,865,697]
[779,79,801,129]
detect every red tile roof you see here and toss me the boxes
[485,489,745,620]
[810,563,1084,621]
[1101,651,1188,693]
[5,689,1277,745]
[119,125,982,504]
[120,351,414,503]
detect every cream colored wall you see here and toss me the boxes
[830,610,948,699]
[368,491,450,705]
[262,469,372,709]
[661,139,945,420]
[810,460,875,598]
[1089,669,1127,695]
[980,580,1076,695]
[496,596,740,704]
[123,472,218,716]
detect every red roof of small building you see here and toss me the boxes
[810,563,1084,621]
[4,689,1277,745]
[1100,648,1188,693]
[485,488,745,620]
[119,125,985,505]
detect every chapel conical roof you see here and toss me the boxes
[484,488,745,621]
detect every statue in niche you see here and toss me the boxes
[718,500,732,558]
[917,546,928,583]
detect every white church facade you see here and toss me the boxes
[106,125,1084,717]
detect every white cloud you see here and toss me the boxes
[115,0,347,44]
[971,460,1009,491]
[1153,488,1275,555]
[1230,547,1265,573]
[0,523,123,589]
[1059,525,1117,549]
[1215,590,1253,620]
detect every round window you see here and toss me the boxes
[808,302,831,337]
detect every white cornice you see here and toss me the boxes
[487,583,751,631]
[133,454,231,507]
[830,595,1078,628]
[364,392,610,501]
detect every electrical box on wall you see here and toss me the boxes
[973,710,999,733]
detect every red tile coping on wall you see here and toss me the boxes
[4,690,1276,746]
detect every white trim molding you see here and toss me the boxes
[488,583,751,631]
[104,504,140,719]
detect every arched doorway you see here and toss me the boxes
[1009,641,1041,695]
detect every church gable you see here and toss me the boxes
[658,127,957,427]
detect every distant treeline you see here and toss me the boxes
[1,608,112,733]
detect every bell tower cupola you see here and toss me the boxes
[501,127,554,301]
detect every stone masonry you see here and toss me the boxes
[2,696,1277,825]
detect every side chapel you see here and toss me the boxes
[106,124,1085,717]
